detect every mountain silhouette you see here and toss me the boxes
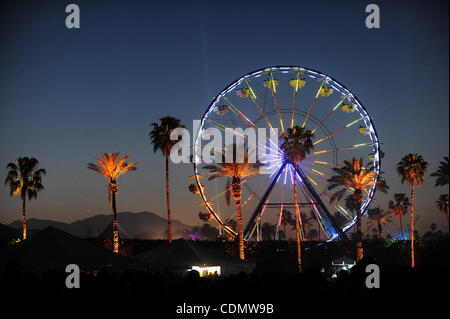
[7,211,194,239]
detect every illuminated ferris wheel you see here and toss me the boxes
[192,66,381,241]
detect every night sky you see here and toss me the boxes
[0,0,448,235]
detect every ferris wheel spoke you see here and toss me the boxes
[245,81,276,134]
[244,162,287,239]
[301,174,353,221]
[295,166,347,239]
[200,173,260,204]
[205,118,270,152]
[313,117,364,147]
[311,97,347,134]
[222,97,257,128]
[300,166,330,179]
[241,173,274,207]
[220,97,281,152]
[268,73,285,132]
[301,79,325,129]
[275,168,290,240]
[302,160,344,168]
[290,71,302,129]
[296,176,332,237]
[310,142,374,157]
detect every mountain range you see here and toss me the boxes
[6,211,195,239]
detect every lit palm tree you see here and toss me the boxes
[149,116,185,243]
[388,193,410,236]
[203,145,262,259]
[436,194,449,223]
[397,153,428,268]
[4,157,46,240]
[366,207,392,238]
[87,153,137,253]
[430,156,449,187]
[327,158,388,261]
[280,125,314,272]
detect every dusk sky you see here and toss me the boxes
[0,0,448,235]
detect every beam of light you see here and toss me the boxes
[265,160,284,177]
[222,97,282,154]
[245,81,275,135]
[301,79,325,129]
[290,72,301,128]
[334,204,353,221]
[304,160,344,168]
[311,168,327,177]
[311,97,346,134]
[259,187,275,219]
[310,142,372,156]
[223,97,256,128]
[200,173,259,205]
[313,117,364,146]
[241,173,273,206]
[303,172,354,223]
[206,118,276,155]
[275,167,288,240]
[295,169,337,239]
[270,73,284,132]
[288,163,294,184]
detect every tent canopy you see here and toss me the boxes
[0,226,146,273]
[0,223,21,241]
[98,221,134,239]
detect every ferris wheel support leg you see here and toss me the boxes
[244,162,287,239]
[295,166,347,240]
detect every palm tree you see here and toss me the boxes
[276,209,293,240]
[366,207,392,238]
[307,229,319,241]
[397,153,428,268]
[4,157,46,240]
[87,153,137,253]
[204,144,262,259]
[149,116,185,243]
[262,223,276,240]
[327,158,388,261]
[388,193,410,236]
[280,125,314,272]
[430,156,449,186]
[436,194,449,223]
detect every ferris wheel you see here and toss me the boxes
[192,66,381,242]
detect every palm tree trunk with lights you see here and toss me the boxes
[87,153,138,255]
[294,164,302,272]
[110,181,119,253]
[22,198,27,240]
[232,177,245,260]
[165,153,172,243]
[235,199,245,260]
[410,182,415,268]
[355,191,364,262]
